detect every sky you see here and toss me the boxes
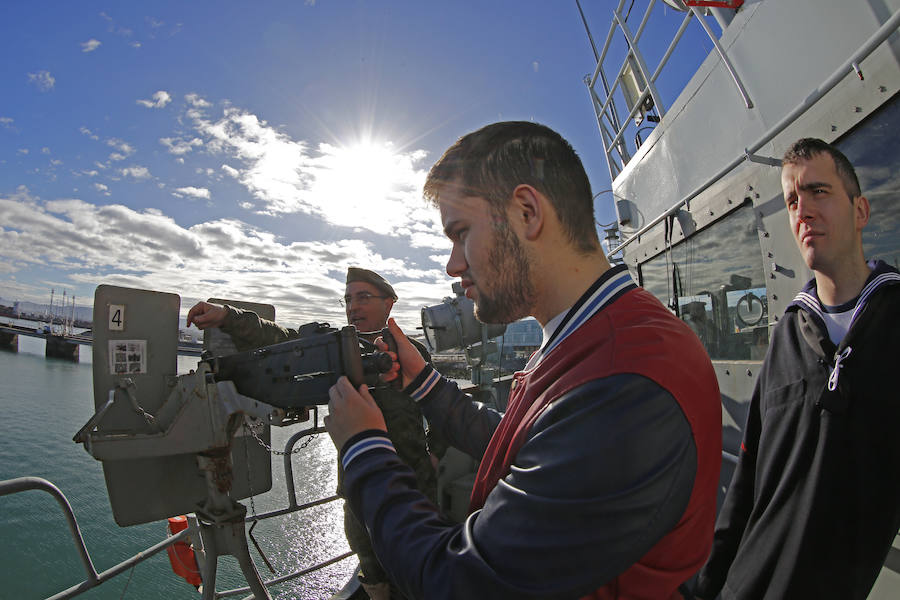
[0,1,712,334]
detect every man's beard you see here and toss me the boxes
[473,222,535,324]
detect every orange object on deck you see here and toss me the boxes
[166,515,202,588]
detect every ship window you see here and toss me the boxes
[836,94,900,270]
[638,204,769,360]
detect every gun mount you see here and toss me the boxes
[72,285,394,600]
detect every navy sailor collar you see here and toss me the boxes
[525,264,637,370]
[787,259,900,336]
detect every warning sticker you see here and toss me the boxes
[109,340,147,374]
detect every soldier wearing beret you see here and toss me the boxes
[187,267,437,600]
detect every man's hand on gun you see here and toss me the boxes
[325,318,427,450]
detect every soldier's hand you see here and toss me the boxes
[376,318,426,389]
[186,301,227,330]
[325,376,387,451]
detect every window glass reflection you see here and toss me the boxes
[837,95,900,270]
[639,205,769,360]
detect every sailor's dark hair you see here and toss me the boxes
[782,138,861,199]
[423,121,599,253]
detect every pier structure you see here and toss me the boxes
[0,322,202,361]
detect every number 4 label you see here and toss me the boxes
[109,304,125,331]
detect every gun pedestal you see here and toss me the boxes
[195,452,271,600]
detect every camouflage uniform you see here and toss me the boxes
[220,305,438,593]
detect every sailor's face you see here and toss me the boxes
[344,281,393,334]
[439,184,533,324]
[781,153,868,275]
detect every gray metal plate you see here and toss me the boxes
[90,285,272,526]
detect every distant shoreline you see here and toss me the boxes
[0,305,92,329]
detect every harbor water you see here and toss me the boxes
[0,323,356,600]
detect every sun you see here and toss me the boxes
[309,139,420,233]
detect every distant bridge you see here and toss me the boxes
[0,322,203,361]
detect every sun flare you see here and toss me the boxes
[309,139,424,233]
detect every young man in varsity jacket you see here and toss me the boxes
[695,138,900,600]
[324,121,722,600]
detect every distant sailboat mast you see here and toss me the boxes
[69,295,76,335]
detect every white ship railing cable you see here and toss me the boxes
[607,7,900,261]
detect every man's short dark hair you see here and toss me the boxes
[423,121,599,253]
[782,138,861,199]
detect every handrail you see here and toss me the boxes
[608,7,900,260]
[0,476,191,600]
[584,0,749,176]
[688,5,753,108]
[4,421,355,599]
[217,551,356,599]
[48,529,189,600]
[0,477,98,583]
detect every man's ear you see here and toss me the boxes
[510,184,545,241]
[854,195,870,231]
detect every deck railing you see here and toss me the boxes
[1,409,356,600]
[577,0,748,184]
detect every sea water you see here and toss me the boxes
[0,327,355,600]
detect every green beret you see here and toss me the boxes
[346,267,397,300]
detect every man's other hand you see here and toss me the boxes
[186,301,227,330]
[375,318,426,389]
[325,376,387,451]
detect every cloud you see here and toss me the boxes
[27,70,55,92]
[532,61,540,72]
[221,164,239,178]
[0,117,13,129]
[93,183,110,195]
[160,136,202,155]
[80,126,100,141]
[185,104,441,243]
[99,11,132,37]
[185,93,211,108]
[0,188,452,331]
[106,138,135,155]
[137,90,172,109]
[17,148,29,155]
[172,186,210,200]
[81,39,102,53]
[120,166,151,179]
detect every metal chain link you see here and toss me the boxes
[241,420,258,518]
[243,419,316,455]
[240,419,317,519]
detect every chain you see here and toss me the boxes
[243,419,315,455]
[241,420,257,519]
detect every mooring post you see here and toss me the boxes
[0,331,18,352]
[46,334,79,361]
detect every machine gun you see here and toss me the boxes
[207,320,394,410]
[73,285,395,600]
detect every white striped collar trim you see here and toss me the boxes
[851,271,900,324]
[342,435,395,469]
[525,267,636,371]
[790,269,900,332]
